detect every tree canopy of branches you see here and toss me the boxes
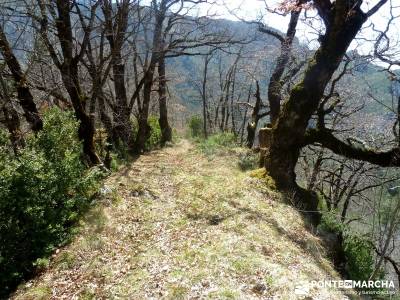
[263,0,395,216]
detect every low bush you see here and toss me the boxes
[209,132,237,147]
[188,115,203,138]
[145,115,162,150]
[0,108,101,297]
[343,234,376,282]
[318,210,345,233]
[110,116,162,158]
[318,210,385,293]
[196,133,237,158]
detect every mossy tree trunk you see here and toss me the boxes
[265,2,368,211]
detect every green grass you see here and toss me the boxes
[13,139,349,300]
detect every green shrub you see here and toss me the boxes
[114,138,131,160]
[0,108,101,297]
[343,234,377,283]
[145,115,162,150]
[110,119,138,160]
[318,211,345,233]
[188,115,203,138]
[318,210,384,292]
[318,209,384,289]
[197,133,237,158]
[0,129,9,146]
[209,132,237,146]
[108,116,162,159]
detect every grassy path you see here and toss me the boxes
[14,140,348,299]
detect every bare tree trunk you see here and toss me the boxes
[158,52,172,144]
[102,0,134,149]
[202,54,210,138]
[240,84,252,145]
[306,149,324,190]
[49,0,100,165]
[246,81,262,148]
[135,69,154,153]
[0,24,43,131]
[215,96,222,131]
[112,60,134,146]
[134,1,165,153]
[2,105,24,153]
[0,74,25,153]
[98,92,115,144]
[230,102,236,134]
[219,70,231,132]
[60,64,100,165]
[267,10,301,125]
[229,66,237,133]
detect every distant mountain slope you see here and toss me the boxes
[165,19,395,124]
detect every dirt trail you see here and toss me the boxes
[14,140,348,300]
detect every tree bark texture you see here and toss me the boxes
[0,24,43,132]
[265,4,366,214]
